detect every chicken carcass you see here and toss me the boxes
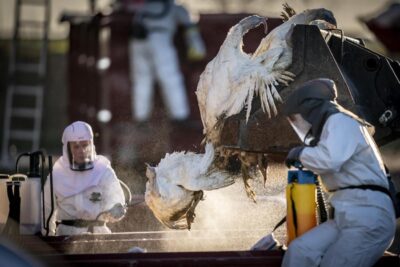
[196,7,337,147]
[145,143,234,230]
[145,6,338,229]
[196,15,278,147]
[196,6,336,201]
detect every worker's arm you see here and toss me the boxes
[96,168,127,222]
[300,114,360,174]
[173,4,206,60]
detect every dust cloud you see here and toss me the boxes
[157,162,288,252]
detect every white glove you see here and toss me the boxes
[97,203,127,223]
[250,233,279,251]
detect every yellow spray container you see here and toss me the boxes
[286,167,317,245]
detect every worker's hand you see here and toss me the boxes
[285,146,304,168]
[185,27,206,61]
[109,203,126,219]
[187,46,206,61]
[97,203,127,222]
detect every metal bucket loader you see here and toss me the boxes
[219,24,400,155]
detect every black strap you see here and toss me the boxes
[58,220,105,228]
[329,184,391,198]
[288,184,298,236]
[272,216,286,232]
[4,183,21,235]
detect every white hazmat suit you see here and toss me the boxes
[281,79,396,267]
[129,0,205,122]
[43,121,126,236]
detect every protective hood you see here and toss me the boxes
[282,78,372,145]
[62,121,95,171]
[53,121,109,198]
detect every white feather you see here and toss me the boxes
[196,9,336,145]
[146,8,337,230]
[144,143,234,229]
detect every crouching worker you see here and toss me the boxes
[281,78,396,267]
[43,121,126,236]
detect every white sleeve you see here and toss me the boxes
[99,168,126,212]
[173,4,193,26]
[300,114,361,174]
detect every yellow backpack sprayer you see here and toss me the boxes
[286,162,328,244]
[252,161,328,250]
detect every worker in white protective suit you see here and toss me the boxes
[281,78,396,267]
[42,121,127,236]
[128,0,206,123]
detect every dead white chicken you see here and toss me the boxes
[252,5,337,81]
[145,143,234,230]
[196,5,337,202]
[196,6,337,147]
[196,15,276,146]
[145,6,338,230]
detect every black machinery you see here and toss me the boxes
[220,25,400,153]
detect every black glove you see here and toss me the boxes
[285,146,304,168]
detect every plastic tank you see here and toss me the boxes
[0,174,42,235]
[19,177,42,234]
[286,169,317,244]
[0,174,10,233]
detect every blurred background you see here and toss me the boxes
[1,0,399,183]
[0,0,399,256]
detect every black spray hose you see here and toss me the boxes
[40,152,45,189]
[39,152,46,236]
[315,179,328,224]
[15,152,30,173]
[41,153,47,234]
[45,155,55,236]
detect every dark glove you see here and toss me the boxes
[285,146,304,168]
